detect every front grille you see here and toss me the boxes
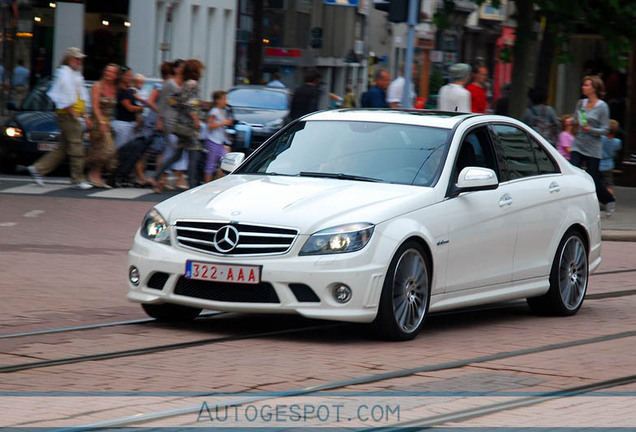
[26,131,60,142]
[174,277,280,303]
[175,221,297,256]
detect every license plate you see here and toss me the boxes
[185,260,261,284]
[38,142,59,152]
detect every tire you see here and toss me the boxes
[142,303,202,322]
[0,151,17,174]
[527,231,588,316]
[375,241,431,341]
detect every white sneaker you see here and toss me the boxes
[27,165,45,187]
[73,182,94,190]
[605,201,616,217]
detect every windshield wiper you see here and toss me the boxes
[298,171,382,182]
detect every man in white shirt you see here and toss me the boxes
[386,63,417,108]
[28,47,93,189]
[438,63,471,113]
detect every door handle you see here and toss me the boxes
[499,194,513,207]
[549,182,561,193]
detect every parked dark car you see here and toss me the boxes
[0,78,94,174]
[226,85,291,149]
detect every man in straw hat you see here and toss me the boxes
[438,63,471,113]
[27,47,93,189]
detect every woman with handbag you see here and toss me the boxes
[149,59,205,192]
[86,63,119,188]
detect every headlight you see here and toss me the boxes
[265,118,284,130]
[299,223,374,255]
[140,209,170,244]
[4,127,23,138]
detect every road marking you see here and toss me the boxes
[89,188,153,199]
[0,222,17,227]
[2,184,69,194]
[23,210,45,218]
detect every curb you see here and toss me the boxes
[601,230,636,242]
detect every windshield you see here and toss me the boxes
[236,120,451,186]
[20,78,94,113]
[21,81,55,111]
[228,88,288,110]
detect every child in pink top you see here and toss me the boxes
[557,114,576,160]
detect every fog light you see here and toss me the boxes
[129,266,140,286]
[333,284,352,304]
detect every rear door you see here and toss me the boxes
[489,124,566,281]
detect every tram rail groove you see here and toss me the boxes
[42,329,636,431]
[364,373,636,431]
[591,267,636,276]
[0,312,223,340]
[0,322,342,374]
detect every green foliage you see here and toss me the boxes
[498,46,513,64]
[433,0,636,69]
[429,68,444,95]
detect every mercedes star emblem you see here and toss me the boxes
[213,225,240,253]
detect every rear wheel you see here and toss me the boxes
[527,231,588,315]
[142,303,202,322]
[375,241,431,341]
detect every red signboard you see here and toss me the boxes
[264,48,302,58]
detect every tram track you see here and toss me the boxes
[0,322,343,373]
[1,284,634,374]
[365,373,636,431]
[39,328,636,431]
[0,311,223,340]
[591,267,636,276]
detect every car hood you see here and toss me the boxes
[157,175,436,234]
[13,111,59,134]
[231,107,288,127]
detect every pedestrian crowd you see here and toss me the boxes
[25,49,623,215]
[27,47,232,192]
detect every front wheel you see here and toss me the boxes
[142,303,202,322]
[374,241,431,341]
[527,231,588,315]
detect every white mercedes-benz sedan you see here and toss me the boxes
[127,109,602,340]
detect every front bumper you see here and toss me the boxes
[127,231,389,323]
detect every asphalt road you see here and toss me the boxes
[1,192,636,429]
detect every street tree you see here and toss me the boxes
[435,0,636,119]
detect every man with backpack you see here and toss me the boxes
[522,87,560,146]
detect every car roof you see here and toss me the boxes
[229,85,290,94]
[302,109,479,128]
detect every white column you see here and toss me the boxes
[53,2,85,67]
[127,0,158,77]
[126,0,236,95]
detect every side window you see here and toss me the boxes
[455,127,497,175]
[531,138,560,174]
[492,124,540,180]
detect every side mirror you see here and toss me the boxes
[456,167,499,192]
[220,152,245,174]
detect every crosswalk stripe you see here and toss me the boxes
[88,188,152,199]
[2,184,69,194]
